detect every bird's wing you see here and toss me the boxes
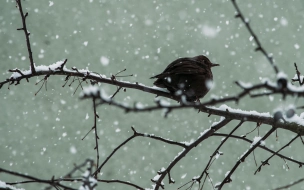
[151,58,207,79]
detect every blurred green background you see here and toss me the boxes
[1,0,304,189]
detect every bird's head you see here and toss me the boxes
[195,55,220,68]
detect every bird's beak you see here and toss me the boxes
[211,63,220,67]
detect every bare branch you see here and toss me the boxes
[93,127,137,175]
[44,159,93,190]
[93,126,187,176]
[81,91,304,136]
[97,179,144,190]
[15,0,36,74]
[292,63,304,85]
[0,167,76,190]
[193,121,244,184]
[92,97,100,177]
[230,0,279,74]
[213,133,304,166]
[154,118,232,190]
[272,178,304,190]
[216,125,277,189]
[254,134,301,174]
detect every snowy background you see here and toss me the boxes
[0,0,304,189]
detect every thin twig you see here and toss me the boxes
[293,63,304,85]
[213,133,304,166]
[111,86,122,99]
[154,119,232,190]
[242,122,260,137]
[272,178,304,190]
[192,121,244,184]
[93,127,138,175]
[93,126,187,176]
[97,179,144,190]
[230,0,279,74]
[15,0,36,74]
[0,167,75,190]
[92,97,100,177]
[254,134,300,174]
[216,125,277,189]
[44,159,93,190]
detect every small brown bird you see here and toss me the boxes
[151,55,219,102]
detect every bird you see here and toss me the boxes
[151,55,219,102]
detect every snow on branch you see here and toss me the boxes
[80,87,304,136]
